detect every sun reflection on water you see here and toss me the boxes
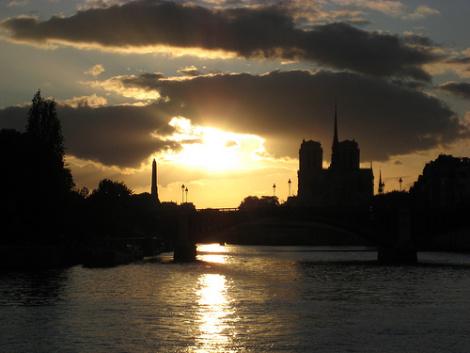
[193,274,236,353]
[197,243,228,264]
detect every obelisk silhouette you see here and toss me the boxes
[151,159,159,204]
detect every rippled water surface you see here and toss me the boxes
[2,245,470,352]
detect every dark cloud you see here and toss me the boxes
[402,33,435,47]
[1,0,438,80]
[0,104,178,167]
[438,81,470,99]
[446,56,470,65]
[121,72,165,89]
[116,70,465,161]
[1,70,465,168]
[391,79,426,90]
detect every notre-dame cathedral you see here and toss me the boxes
[297,106,373,206]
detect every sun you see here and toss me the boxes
[164,117,266,172]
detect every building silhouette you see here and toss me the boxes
[410,154,470,208]
[151,158,160,204]
[297,105,373,206]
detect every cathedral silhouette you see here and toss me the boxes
[297,105,374,206]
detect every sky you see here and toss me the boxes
[0,0,469,207]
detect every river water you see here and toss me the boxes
[1,245,470,352]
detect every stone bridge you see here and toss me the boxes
[174,206,417,264]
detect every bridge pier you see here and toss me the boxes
[377,209,417,264]
[377,247,417,264]
[173,211,197,262]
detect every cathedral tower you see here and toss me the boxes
[298,139,323,205]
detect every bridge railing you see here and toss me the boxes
[197,207,239,212]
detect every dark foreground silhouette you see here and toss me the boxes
[0,92,184,268]
[0,91,469,268]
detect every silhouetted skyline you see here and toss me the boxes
[0,1,469,207]
[1,3,470,352]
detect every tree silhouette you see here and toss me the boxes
[25,90,74,196]
[239,196,279,210]
[0,91,77,246]
[91,179,132,200]
[79,186,90,198]
[86,179,134,238]
[27,90,64,161]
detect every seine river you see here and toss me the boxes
[2,245,470,352]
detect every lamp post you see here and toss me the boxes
[185,187,188,203]
[181,184,185,204]
[288,179,292,197]
[273,183,276,197]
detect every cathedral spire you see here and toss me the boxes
[331,102,339,168]
[333,101,339,147]
[378,170,385,194]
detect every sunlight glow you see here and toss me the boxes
[85,76,161,101]
[7,37,238,59]
[164,117,266,172]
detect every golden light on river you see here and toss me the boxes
[192,244,235,352]
[197,243,228,264]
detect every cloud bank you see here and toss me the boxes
[438,81,470,100]
[1,70,466,168]
[0,103,178,167]
[125,70,464,160]
[1,0,439,80]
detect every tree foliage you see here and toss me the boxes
[27,90,64,161]
[91,179,133,200]
[0,91,75,244]
[239,196,279,210]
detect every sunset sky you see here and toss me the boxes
[0,0,469,207]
